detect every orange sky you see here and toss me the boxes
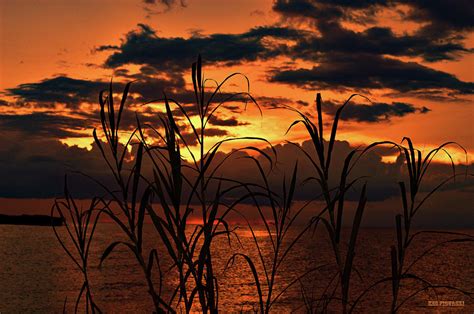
[0,0,473,164]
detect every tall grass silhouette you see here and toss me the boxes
[53,56,473,313]
[349,139,474,312]
[134,55,273,312]
[51,179,102,313]
[225,161,329,313]
[284,93,374,313]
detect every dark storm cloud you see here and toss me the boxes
[0,113,90,138]
[202,128,229,137]
[321,100,430,122]
[245,139,474,202]
[178,128,230,146]
[0,102,168,142]
[385,90,471,103]
[102,19,468,71]
[92,6,473,98]
[405,0,474,34]
[5,73,187,109]
[0,132,118,198]
[2,72,259,144]
[208,115,249,127]
[2,132,471,228]
[273,0,389,24]
[2,123,471,202]
[97,24,304,72]
[6,76,107,108]
[130,76,186,101]
[0,106,234,152]
[273,0,473,62]
[270,53,474,94]
[292,23,470,63]
[0,72,256,116]
[255,95,296,109]
[0,100,163,143]
[273,0,474,32]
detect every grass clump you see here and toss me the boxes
[52,56,473,313]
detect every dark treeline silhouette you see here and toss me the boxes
[0,214,63,226]
[52,56,473,313]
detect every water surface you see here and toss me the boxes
[1,224,472,312]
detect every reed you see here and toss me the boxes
[86,78,174,313]
[58,55,273,312]
[51,56,473,313]
[285,93,371,313]
[51,178,102,313]
[225,160,331,313]
[349,139,474,312]
[135,55,273,312]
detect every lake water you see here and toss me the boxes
[0,223,472,313]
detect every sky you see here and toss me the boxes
[0,0,473,225]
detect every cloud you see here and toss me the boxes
[1,114,473,227]
[291,23,470,63]
[215,139,474,204]
[97,24,304,72]
[2,122,471,204]
[270,53,474,94]
[273,0,389,25]
[0,132,115,198]
[142,0,187,9]
[0,113,90,138]
[208,115,249,127]
[273,0,474,33]
[1,73,261,146]
[255,95,297,109]
[142,0,187,18]
[404,0,474,34]
[1,131,471,228]
[273,0,473,63]
[6,76,107,108]
[203,128,229,137]
[321,100,430,122]
[267,1,473,96]
[178,127,230,146]
[92,10,473,99]
[5,72,188,109]
[9,3,470,112]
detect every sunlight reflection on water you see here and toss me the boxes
[0,224,472,313]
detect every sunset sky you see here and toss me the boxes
[0,0,473,222]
